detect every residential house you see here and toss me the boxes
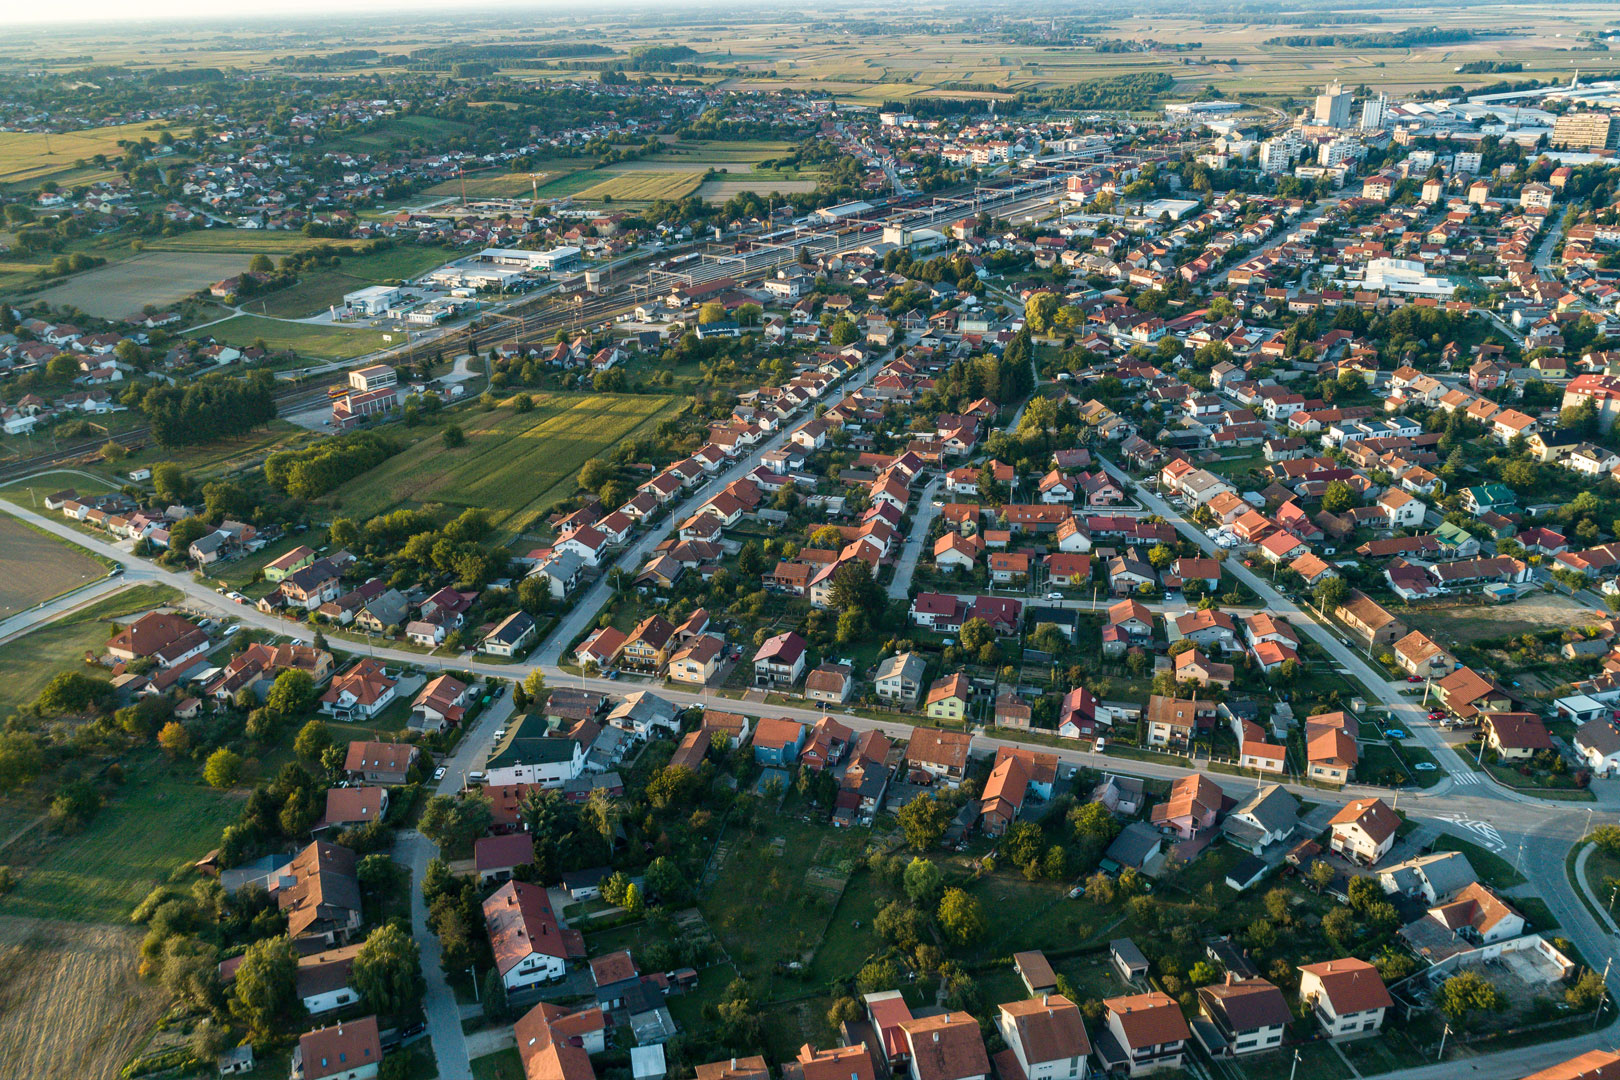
[1298,959,1392,1038]
[1327,798,1399,866]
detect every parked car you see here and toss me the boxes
[433,766,447,781]
[1414,762,1438,771]
[1385,729,1408,739]
[1406,675,1422,683]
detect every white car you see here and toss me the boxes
[1044,592,1063,601]
[433,766,447,781]
[222,625,240,638]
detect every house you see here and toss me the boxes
[1195,977,1290,1058]
[514,1003,608,1080]
[1096,992,1189,1077]
[1521,1051,1620,1080]
[925,673,971,722]
[605,691,680,740]
[1379,851,1478,904]
[1105,822,1164,872]
[275,841,362,945]
[1221,784,1299,855]
[475,833,537,885]
[1481,711,1554,760]
[1013,951,1059,997]
[105,611,210,668]
[1306,719,1359,785]
[1175,649,1234,690]
[409,675,470,734]
[805,663,855,705]
[318,787,388,834]
[620,615,677,674]
[1334,591,1406,649]
[1576,718,1620,776]
[591,950,641,1010]
[753,717,807,766]
[295,944,364,1015]
[1434,666,1511,719]
[667,635,725,686]
[321,660,397,722]
[481,611,537,657]
[485,880,586,991]
[1327,798,1399,866]
[343,740,419,785]
[1149,773,1224,840]
[1393,631,1453,679]
[995,995,1091,1080]
[265,545,318,582]
[1110,938,1150,982]
[875,651,927,707]
[1423,882,1525,944]
[800,715,854,771]
[1298,959,1392,1037]
[904,727,973,785]
[1145,696,1213,750]
[292,1017,381,1080]
[785,1043,877,1080]
[898,1012,989,1080]
[754,631,808,688]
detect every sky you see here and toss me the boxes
[6,0,624,26]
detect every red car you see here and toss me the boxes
[1406,675,1422,683]
[1428,710,1445,720]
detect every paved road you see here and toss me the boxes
[888,475,943,600]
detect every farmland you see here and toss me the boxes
[0,584,180,718]
[569,171,703,203]
[204,313,395,361]
[0,121,175,187]
[0,916,165,1080]
[0,515,109,617]
[318,392,682,540]
[30,251,251,319]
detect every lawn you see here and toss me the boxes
[30,251,258,320]
[1231,1041,1355,1080]
[204,313,395,361]
[470,1048,524,1080]
[254,246,455,319]
[0,762,245,923]
[318,393,682,540]
[0,583,180,718]
[110,420,314,483]
[0,470,119,511]
[0,514,111,617]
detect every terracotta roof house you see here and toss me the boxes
[1522,1051,1620,1080]
[321,659,397,722]
[485,880,586,991]
[293,1017,380,1080]
[1097,992,1189,1076]
[1195,976,1291,1058]
[277,841,361,945]
[904,727,973,785]
[1328,798,1399,866]
[898,1012,990,1080]
[995,994,1090,1080]
[1298,958,1392,1037]
[105,611,210,668]
[343,740,418,785]
[1150,774,1224,839]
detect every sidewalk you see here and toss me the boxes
[1573,843,1620,934]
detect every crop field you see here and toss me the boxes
[570,171,703,203]
[255,246,454,318]
[29,251,249,318]
[699,177,821,200]
[0,515,108,617]
[320,393,680,539]
[0,121,174,186]
[145,231,379,256]
[0,584,180,718]
[0,915,164,1080]
[205,313,394,361]
[422,172,561,199]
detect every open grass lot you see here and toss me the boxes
[699,177,821,200]
[0,584,179,718]
[1399,592,1608,648]
[470,1048,524,1080]
[204,313,394,361]
[0,469,119,510]
[0,915,166,1080]
[569,171,703,203]
[0,121,174,186]
[254,246,455,319]
[144,231,374,257]
[1,764,245,924]
[0,515,109,617]
[28,250,251,319]
[107,419,314,483]
[319,393,681,540]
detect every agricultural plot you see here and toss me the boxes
[0,916,165,1080]
[205,313,394,361]
[0,515,108,617]
[30,251,252,318]
[699,177,821,200]
[0,122,174,187]
[318,394,681,539]
[569,171,703,203]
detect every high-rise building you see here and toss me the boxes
[1360,93,1387,132]
[1552,111,1617,151]
[1259,131,1303,175]
[1314,81,1353,128]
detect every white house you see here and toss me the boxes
[1298,959,1392,1038]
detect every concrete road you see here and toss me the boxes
[888,476,943,600]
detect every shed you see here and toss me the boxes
[1110,938,1149,982]
[632,1045,668,1080]
[1224,854,1269,893]
[1013,949,1058,995]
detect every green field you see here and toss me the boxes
[0,765,244,923]
[0,515,110,617]
[0,122,176,186]
[0,584,180,718]
[318,393,682,539]
[204,313,395,361]
[109,420,314,482]
[253,246,455,319]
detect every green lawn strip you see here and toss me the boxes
[1,760,244,922]
[470,1048,524,1080]
[0,583,180,717]
[1430,833,1527,889]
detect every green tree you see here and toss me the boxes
[203,748,243,789]
[698,301,727,324]
[903,857,944,907]
[264,669,316,718]
[897,795,949,851]
[418,794,493,854]
[230,936,299,1038]
[829,318,859,347]
[522,669,547,701]
[442,424,466,449]
[293,719,333,761]
[937,887,986,945]
[157,721,190,759]
[1438,970,1506,1025]
[1321,480,1358,514]
[352,924,425,1019]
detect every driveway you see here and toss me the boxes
[888,476,942,600]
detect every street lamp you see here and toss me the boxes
[1437,1022,1451,1060]
[1288,1049,1302,1080]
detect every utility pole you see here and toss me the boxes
[1288,1049,1302,1080]
[1437,1022,1451,1060]
[1596,956,1613,1029]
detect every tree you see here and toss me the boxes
[897,795,949,850]
[442,424,466,449]
[937,887,986,945]
[1003,821,1045,869]
[230,936,299,1038]
[1068,800,1119,847]
[1567,969,1607,1010]
[578,457,614,493]
[903,857,944,907]
[827,559,882,616]
[1312,575,1348,612]
[34,670,114,715]
[1438,970,1506,1024]
[1322,906,1356,949]
[829,318,859,347]
[875,900,926,950]
[624,882,645,917]
[203,748,243,789]
[1307,859,1335,890]
[958,617,993,652]
[265,669,316,718]
[1321,480,1358,514]
[1025,291,1059,334]
[698,301,727,324]
[352,924,425,1020]
[810,525,845,549]
[294,718,333,761]
[157,721,190,759]
[418,794,494,854]
[1592,824,1620,855]
[0,732,43,792]
[522,669,547,701]
[857,959,901,995]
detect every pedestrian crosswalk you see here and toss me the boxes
[1450,769,1481,786]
